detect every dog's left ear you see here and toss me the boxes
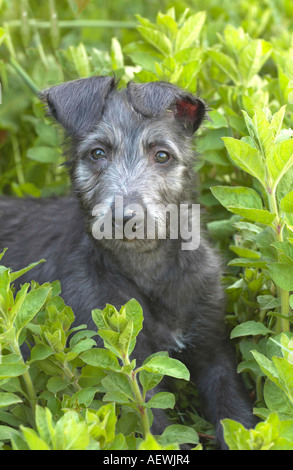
[127,81,206,133]
[39,76,115,136]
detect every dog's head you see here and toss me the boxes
[40,77,206,251]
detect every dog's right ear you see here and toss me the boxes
[39,76,115,137]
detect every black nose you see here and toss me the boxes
[112,209,143,231]
[123,208,137,226]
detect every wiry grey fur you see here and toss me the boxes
[0,77,256,448]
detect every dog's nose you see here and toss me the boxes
[112,207,145,238]
[123,208,136,226]
[112,209,141,229]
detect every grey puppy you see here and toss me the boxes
[0,77,256,448]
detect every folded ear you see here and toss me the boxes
[127,81,206,133]
[39,76,115,136]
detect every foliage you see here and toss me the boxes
[0,253,200,450]
[1,0,293,450]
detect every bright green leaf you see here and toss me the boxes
[267,139,293,190]
[21,427,51,450]
[209,50,239,84]
[0,392,22,408]
[137,26,172,56]
[27,146,61,164]
[267,263,293,291]
[141,356,190,381]
[14,286,51,336]
[231,321,273,339]
[174,11,206,53]
[159,424,199,446]
[80,348,121,371]
[146,392,175,409]
[222,137,266,186]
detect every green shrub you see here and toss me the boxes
[0,252,200,450]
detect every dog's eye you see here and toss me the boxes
[90,148,106,161]
[154,151,170,164]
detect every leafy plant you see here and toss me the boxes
[0,251,200,450]
[211,105,293,334]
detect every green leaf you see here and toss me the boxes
[158,424,199,446]
[0,392,22,408]
[252,107,274,155]
[117,320,133,356]
[70,388,97,407]
[156,11,178,37]
[280,190,293,214]
[111,37,124,70]
[228,258,268,269]
[68,43,91,78]
[264,379,293,417]
[137,26,172,56]
[239,40,272,84]
[0,363,27,380]
[209,50,239,84]
[271,241,293,262]
[222,419,251,450]
[141,356,190,381]
[27,146,61,164]
[270,106,287,141]
[21,427,51,450]
[257,295,281,310]
[251,351,280,386]
[0,425,20,442]
[231,321,273,339]
[228,208,275,225]
[10,260,46,282]
[35,406,55,448]
[0,248,8,261]
[211,185,275,225]
[14,286,51,336]
[211,185,263,210]
[139,369,164,395]
[101,372,133,401]
[35,121,59,147]
[267,263,293,291]
[139,433,178,450]
[29,344,55,363]
[229,245,261,259]
[267,139,293,190]
[174,11,206,52]
[54,412,90,450]
[222,137,266,186]
[80,348,121,371]
[71,338,97,355]
[146,392,175,409]
[272,357,293,403]
[47,376,71,394]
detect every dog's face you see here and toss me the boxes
[41,78,206,252]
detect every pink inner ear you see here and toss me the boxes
[175,100,199,121]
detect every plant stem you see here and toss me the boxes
[49,0,60,49]
[123,356,150,438]
[5,20,137,29]
[268,187,290,333]
[62,361,82,391]
[12,342,37,417]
